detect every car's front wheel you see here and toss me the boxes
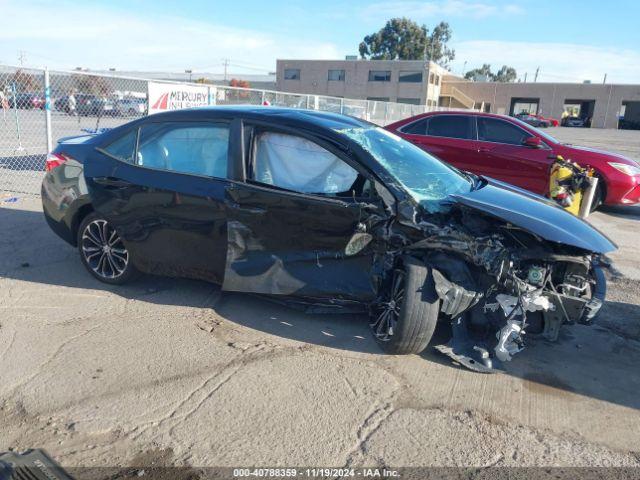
[77,213,138,285]
[370,257,440,355]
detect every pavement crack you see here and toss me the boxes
[5,325,101,396]
[343,402,397,468]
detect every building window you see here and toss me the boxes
[368,70,391,82]
[429,72,435,84]
[367,97,389,102]
[397,97,421,105]
[435,75,440,86]
[328,69,345,81]
[399,71,423,83]
[284,69,301,80]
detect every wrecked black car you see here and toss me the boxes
[41,106,616,371]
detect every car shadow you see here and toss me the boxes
[1,205,640,411]
[598,204,640,220]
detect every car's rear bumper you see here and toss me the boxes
[43,206,75,244]
[41,164,90,246]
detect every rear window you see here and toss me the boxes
[102,130,137,163]
[426,115,473,140]
[401,118,429,135]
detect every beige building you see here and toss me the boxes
[276,59,640,129]
[441,79,640,129]
[276,59,448,107]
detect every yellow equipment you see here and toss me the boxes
[548,156,598,217]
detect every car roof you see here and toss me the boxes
[386,109,531,129]
[146,105,373,130]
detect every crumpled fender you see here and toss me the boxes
[450,179,616,254]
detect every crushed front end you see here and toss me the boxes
[393,201,610,373]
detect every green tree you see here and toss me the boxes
[464,64,493,81]
[359,18,455,66]
[464,64,518,82]
[494,65,517,83]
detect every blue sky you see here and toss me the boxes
[1,0,639,83]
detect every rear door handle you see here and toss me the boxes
[93,176,133,188]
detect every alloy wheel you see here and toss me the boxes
[370,269,405,342]
[81,219,129,279]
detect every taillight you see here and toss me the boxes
[45,152,67,172]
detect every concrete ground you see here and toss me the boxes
[1,201,639,472]
[0,126,640,473]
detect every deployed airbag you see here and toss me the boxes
[254,132,358,194]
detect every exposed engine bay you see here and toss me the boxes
[382,199,607,373]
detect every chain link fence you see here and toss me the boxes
[1,64,464,195]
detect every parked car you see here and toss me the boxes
[115,97,147,117]
[532,113,559,127]
[562,116,586,127]
[9,92,45,109]
[42,107,614,372]
[54,95,72,113]
[76,94,116,116]
[515,113,550,128]
[387,111,640,209]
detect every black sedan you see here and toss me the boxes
[42,106,615,371]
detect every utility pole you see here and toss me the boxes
[603,73,607,84]
[461,61,467,76]
[534,66,540,82]
[524,72,528,83]
[18,50,26,66]
[222,58,230,82]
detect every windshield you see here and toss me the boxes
[337,127,472,207]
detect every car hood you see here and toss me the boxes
[447,178,616,253]
[559,144,639,167]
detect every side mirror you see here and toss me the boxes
[523,136,543,149]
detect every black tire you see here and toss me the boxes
[77,212,138,285]
[370,257,440,355]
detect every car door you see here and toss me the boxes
[399,114,479,172]
[222,127,383,302]
[475,116,552,194]
[84,119,232,283]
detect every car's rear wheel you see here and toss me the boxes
[370,257,440,355]
[77,213,138,285]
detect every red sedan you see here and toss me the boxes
[386,111,640,207]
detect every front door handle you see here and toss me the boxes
[93,176,133,188]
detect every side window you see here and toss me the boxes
[426,115,473,139]
[477,118,530,145]
[401,118,429,135]
[103,130,137,163]
[252,132,360,196]
[136,122,229,178]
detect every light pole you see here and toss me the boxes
[185,69,193,82]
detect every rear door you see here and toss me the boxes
[222,127,383,302]
[85,120,232,283]
[475,116,552,194]
[400,114,479,172]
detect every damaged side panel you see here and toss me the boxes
[221,183,388,302]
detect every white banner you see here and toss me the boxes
[148,82,210,114]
